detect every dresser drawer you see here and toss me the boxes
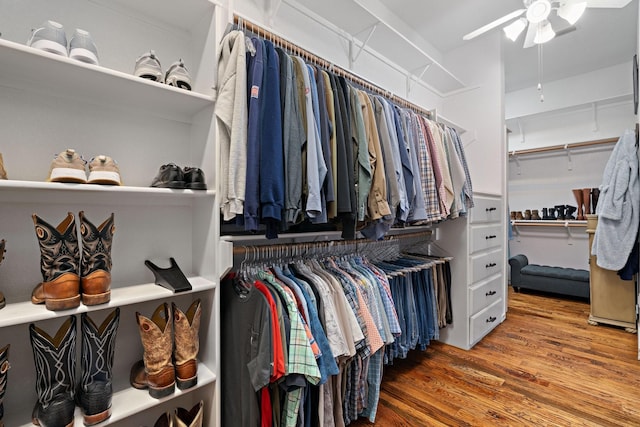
[470,298,503,345]
[470,197,502,224]
[470,274,504,314]
[470,249,503,283]
[469,224,502,254]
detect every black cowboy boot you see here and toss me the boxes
[79,211,115,306]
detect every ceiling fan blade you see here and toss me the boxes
[523,22,537,48]
[463,8,526,40]
[584,0,632,7]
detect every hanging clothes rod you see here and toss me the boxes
[231,229,433,257]
[232,14,436,120]
[509,137,618,157]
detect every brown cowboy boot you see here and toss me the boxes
[0,153,7,180]
[79,211,115,305]
[173,299,201,390]
[31,213,81,311]
[130,303,175,398]
[0,344,10,427]
[175,401,203,427]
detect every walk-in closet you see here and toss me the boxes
[0,0,638,426]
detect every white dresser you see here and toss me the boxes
[439,193,507,350]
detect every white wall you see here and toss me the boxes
[443,32,505,195]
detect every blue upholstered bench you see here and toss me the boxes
[508,254,590,299]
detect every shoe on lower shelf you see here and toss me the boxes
[151,163,185,189]
[0,239,5,309]
[183,167,206,190]
[48,149,87,183]
[69,28,99,65]
[27,20,68,57]
[88,155,121,185]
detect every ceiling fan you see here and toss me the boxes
[463,0,633,48]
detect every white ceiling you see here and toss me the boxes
[289,0,638,93]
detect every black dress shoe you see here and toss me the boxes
[183,167,207,190]
[151,163,185,189]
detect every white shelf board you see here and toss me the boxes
[9,363,216,427]
[0,39,214,122]
[0,276,216,328]
[0,180,215,206]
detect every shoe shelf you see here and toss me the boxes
[0,39,214,123]
[511,220,587,227]
[0,276,216,329]
[5,362,216,427]
[0,180,215,206]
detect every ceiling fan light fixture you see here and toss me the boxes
[526,0,552,23]
[558,1,587,25]
[503,18,528,41]
[534,20,555,44]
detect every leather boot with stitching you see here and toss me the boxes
[0,153,7,180]
[130,303,175,398]
[0,344,10,427]
[175,400,203,427]
[31,213,81,311]
[29,316,76,427]
[572,188,585,220]
[78,309,120,426]
[79,211,115,306]
[582,188,592,216]
[173,299,201,390]
[0,240,5,309]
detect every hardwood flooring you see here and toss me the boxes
[351,288,640,426]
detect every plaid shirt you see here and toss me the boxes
[414,114,442,222]
[258,271,320,427]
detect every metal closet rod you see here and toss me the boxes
[509,137,618,156]
[233,14,435,119]
[231,229,433,257]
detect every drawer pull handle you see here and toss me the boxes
[486,290,497,296]
[485,235,497,240]
[486,316,497,323]
[485,262,497,268]
[486,207,497,212]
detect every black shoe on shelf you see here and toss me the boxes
[151,163,185,189]
[183,167,207,190]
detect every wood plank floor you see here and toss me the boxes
[351,288,640,426]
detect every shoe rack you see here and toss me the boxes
[0,0,226,425]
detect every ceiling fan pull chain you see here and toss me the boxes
[537,43,544,103]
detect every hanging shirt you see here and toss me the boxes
[294,57,327,220]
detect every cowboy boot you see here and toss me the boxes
[32,213,81,311]
[572,189,585,220]
[0,153,7,180]
[173,300,201,390]
[547,207,556,220]
[151,412,173,427]
[175,401,203,427]
[565,205,577,220]
[79,211,115,306]
[0,344,10,427]
[541,208,550,220]
[515,211,524,220]
[29,316,76,427]
[0,240,5,309]
[582,188,591,216]
[524,210,532,220]
[531,209,541,220]
[510,211,516,220]
[130,303,175,398]
[554,205,566,220]
[78,309,120,426]
[591,188,600,213]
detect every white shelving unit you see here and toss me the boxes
[0,0,225,425]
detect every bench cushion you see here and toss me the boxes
[521,264,589,283]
